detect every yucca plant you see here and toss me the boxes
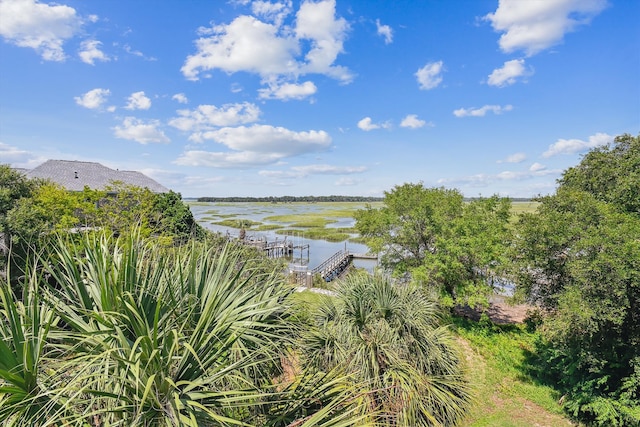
[0,230,367,426]
[301,272,471,426]
[0,260,62,424]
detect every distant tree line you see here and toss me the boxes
[195,195,533,203]
[196,195,384,203]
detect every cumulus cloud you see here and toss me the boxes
[415,61,444,90]
[74,88,111,110]
[376,19,393,44]
[181,0,352,92]
[252,0,292,26]
[542,132,612,157]
[113,117,169,144]
[169,102,261,135]
[124,91,152,110]
[487,59,532,87]
[453,104,513,117]
[78,39,109,65]
[172,93,188,104]
[400,114,429,129]
[0,0,85,61]
[484,0,608,56]
[357,117,390,131]
[175,124,331,168]
[498,152,526,163]
[258,80,317,100]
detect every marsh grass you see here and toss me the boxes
[213,219,262,228]
[277,228,351,242]
[255,224,284,231]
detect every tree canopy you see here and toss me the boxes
[510,134,640,425]
[355,183,511,306]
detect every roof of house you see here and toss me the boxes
[25,160,169,193]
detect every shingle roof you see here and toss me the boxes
[25,160,169,193]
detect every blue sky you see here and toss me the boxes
[1,0,638,198]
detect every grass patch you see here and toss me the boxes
[213,219,262,229]
[451,316,574,427]
[291,218,336,228]
[277,228,350,242]
[510,201,540,215]
[255,224,284,231]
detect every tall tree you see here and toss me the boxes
[558,133,640,215]
[511,134,640,425]
[355,183,511,305]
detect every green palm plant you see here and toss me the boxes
[0,261,62,424]
[0,230,367,426]
[301,273,471,426]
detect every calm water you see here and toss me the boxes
[189,202,377,271]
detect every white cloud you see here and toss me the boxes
[400,114,429,129]
[125,91,152,110]
[453,104,513,117]
[78,39,109,65]
[122,44,156,61]
[542,132,612,157]
[259,163,366,180]
[258,80,317,100]
[0,142,45,167]
[251,0,292,26]
[438,166,560,186]
[172,93,188,104]
[376,19,393,44]
[357,117,390,131]
[0,0,85,61]
[181,0,352,89]
[335,177,359,186]
[529,162,546,172]
[74,88,111,110]
[415,61,444,90]
[484,0,608,56]
[498,152,526,163]
[291,164,366,175]
[182,15,297,80]
[169,102,261,133]
[294,0,351,80]
[113,117,169,144]
[175,124,331,168]
[487,59,532,87]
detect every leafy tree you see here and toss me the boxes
[511,134,640,425]
[558,133,640,215]
[355,183,511,305]
[0,165,36,221]
[151,190,204,240]
[301,272,471,425]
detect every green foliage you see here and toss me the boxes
[355,183,511,305]
[511,134,640,425]
[558,133,640,215]
[451,317,569,426]
[301,273,471,425]
[0,231,365,426]
[0,165,37,222]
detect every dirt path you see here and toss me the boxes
[455,296,533,324]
